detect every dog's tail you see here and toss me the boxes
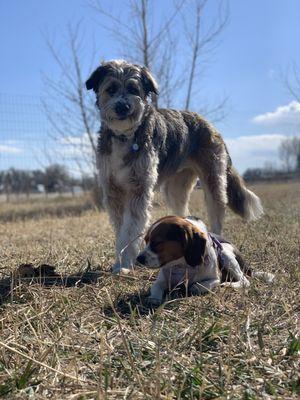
[221,271,275,289]
[251,271,275,283]
[226,164,264,221]
[240,265,275,283]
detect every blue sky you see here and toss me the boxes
[0,0,300,174]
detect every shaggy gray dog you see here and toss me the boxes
[86,60,263,273]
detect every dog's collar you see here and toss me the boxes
[111,133,140,152]
[111,124,145,153]
[111,133,131,142]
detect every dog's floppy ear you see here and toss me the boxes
[183,226,207,267]
[86,65,109,91]
[144,230,150,243]
[140,66,159,96]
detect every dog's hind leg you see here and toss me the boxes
[219,243,250,288]
[196,147,228,235]
[201,182,226,235]
[162,168,198,216]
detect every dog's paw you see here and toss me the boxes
[111,264,134,275]
[145,296,163,307]
[189,282,207,296]
[252,271,275,283]
[111,262,120,273]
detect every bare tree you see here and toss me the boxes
[284,61,300,102]
[89,0,228,115]
[42,23,103,207]
[88,0,187,108]
[183,0,228,110]
[279,136,300,172]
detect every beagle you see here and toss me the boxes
[136,216,274,305]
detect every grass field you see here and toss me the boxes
[0,182,299,399]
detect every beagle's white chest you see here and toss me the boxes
[162,262,198,289]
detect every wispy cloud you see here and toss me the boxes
[225,134,286,172]
[267,68,276,80]
[0,142,23,154]
[53,133,98,176]
[252,101,300,127]
[59,133,97,158]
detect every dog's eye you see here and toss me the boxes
[106,84,118,96]
[127,85,139,96]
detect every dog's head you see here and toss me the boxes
[86,60,158,135]
[136,216,207,269]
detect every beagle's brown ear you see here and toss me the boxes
[183,227,207,267]
[144,216,174,243]
[144,230,150,243]
[140,66,159,96]
[86,64,110,91]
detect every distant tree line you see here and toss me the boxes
[2,136,299,200]
[243,136,300,182]
[0,164,95,201]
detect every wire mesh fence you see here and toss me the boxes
[0,93,96,201]
[0,93,50,170]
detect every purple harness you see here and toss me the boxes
[209,234,223,255]
[209,233,228,271]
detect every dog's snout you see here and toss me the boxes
[137,254,146,265]
[115,101,130,116]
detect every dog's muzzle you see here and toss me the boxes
[136,246,160,268]
[115,101,131,119]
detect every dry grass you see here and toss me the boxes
[0,182,299,399]
[0,194,94,224]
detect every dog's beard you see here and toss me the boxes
[100,98,145,136]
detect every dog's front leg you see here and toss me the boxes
[219,245,250,288]
[101,178,126,272]
[113,186,155,272]
[147,270,166,305]
[111,153,158,273]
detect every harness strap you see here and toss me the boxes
[209,233,228,275]
[209,234,223,256]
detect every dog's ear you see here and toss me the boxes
[86,65,109,92]
[140,66,159,96]
[183,226,207,267]
[144,230,150,243]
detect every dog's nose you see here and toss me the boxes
[136,254,146,265]
[115,102,130,116]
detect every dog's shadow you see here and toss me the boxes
[102,291,156,317]
[0,263,187,317]
[0,263,158,316]
[0,263,105,305]
[103,286,189,318]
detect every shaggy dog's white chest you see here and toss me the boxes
[105,139,131,186]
